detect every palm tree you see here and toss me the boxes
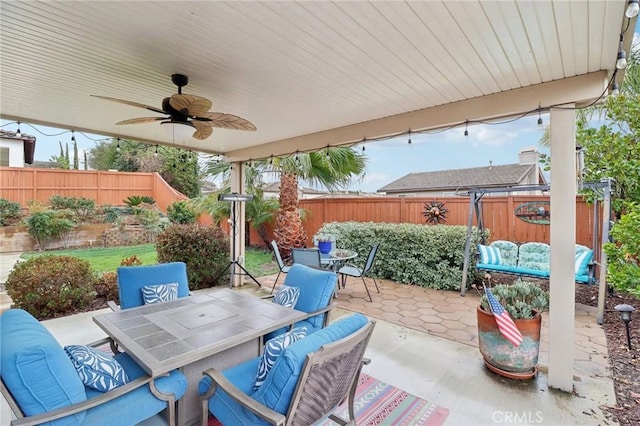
[200,147,366,256]
[271,148,366,257]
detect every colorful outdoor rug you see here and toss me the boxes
[208,373,449,426]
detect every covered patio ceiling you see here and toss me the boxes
[0,1,635,162]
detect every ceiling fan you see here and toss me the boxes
[92,74,256,140]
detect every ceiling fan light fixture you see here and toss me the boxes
[162,120,194,141]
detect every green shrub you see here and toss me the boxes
[94,271,119,302]
[317,221,484,290]
[604,202,640,297]
[156,224,229,289]
[124,195,156,207]
[0,198,22,226]
[49,195,96,223]
[23,210,75,250]
[167,200,197,224]
[5,255,96,319]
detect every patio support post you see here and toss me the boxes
[596,178,612,325]
[229,162,247,287]
[460,192,477,296]
[548,105,576,392]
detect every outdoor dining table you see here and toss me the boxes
[93,288,306,426]
[320,248,358,272]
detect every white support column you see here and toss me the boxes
[548,105,576,392]
[229,163,246,287]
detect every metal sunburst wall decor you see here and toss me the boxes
[422,200,448,224]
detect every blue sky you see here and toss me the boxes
[1,115,548,194]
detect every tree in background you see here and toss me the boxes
[73,140,79,170]
[200,147,366,255]
[88,139,200,198]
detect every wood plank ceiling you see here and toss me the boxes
[0,1,633,161]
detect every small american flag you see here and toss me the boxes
[485,287,523,347]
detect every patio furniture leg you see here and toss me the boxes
[271,270,282,293]
[361,276,373,302]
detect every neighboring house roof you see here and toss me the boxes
[378,163,545,194]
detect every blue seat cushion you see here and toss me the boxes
[82,353,187,425]
[0,309,87,425]
[200,358,265,425]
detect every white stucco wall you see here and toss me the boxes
[0,137,25,167]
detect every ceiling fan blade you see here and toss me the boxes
[199,112,257,131]
[91,95,166,115]
[116,117,166,125]
[192,125,213,140]
[169,94,212,116]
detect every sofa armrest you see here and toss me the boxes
[200,368,286,426]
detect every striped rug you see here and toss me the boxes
[208,373,448,426]
[319,373,449,426]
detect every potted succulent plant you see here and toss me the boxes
[477,279,549,379]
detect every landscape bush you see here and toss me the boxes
[23,210,76,250]
[48,195,96,223]
[167,200,197,224]
[156,224,229,289]
[317,221,484,290]
[5,255,96,319]
[94,255,143,303]
[0,198,22,226]
[604,202,640,297]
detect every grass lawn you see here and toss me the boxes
[22,244,279,276]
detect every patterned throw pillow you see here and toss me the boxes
[272,285,301,308]
[478,244,502,265]
[64,345,128,392]
[253,327,307,390]
[141,282,179,305]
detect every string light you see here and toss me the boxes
[537,107,544,130]
[616,35,627,70]
[325,146,330,160]
[116,138,121,152]
[362,138,366,152]
[626,0,639,18]
[269,155,273,165]
[15,121,21,138]
[408,130,412,145]
[71,130,76,143]
[611,82,620,96]
[154,145,159,157]
[464,120,469,137]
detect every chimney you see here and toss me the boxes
[519,147,539,165]
[489,160,493,169]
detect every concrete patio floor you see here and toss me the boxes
[0,257,617,425]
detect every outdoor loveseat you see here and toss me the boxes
[0,309,187,426]
[476,240,594,284]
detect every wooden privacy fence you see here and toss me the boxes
[288,195,600,249]
[0,167,187,213]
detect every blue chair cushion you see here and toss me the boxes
[253,327,307,390]
[478,244,503,265]
[284,264,337,329]
[141,282,179,305]
[117,262,189,309]
[64,345,128,392]
[82,353,188,425]
[272,285,300,309]
[0,309,87,424]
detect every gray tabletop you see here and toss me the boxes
[93,288,306,376]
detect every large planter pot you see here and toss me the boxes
[477,305,542,379]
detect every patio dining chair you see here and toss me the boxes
[338,244,380,302]
[290,247,322,269]
[200,313,375,426]
[270,240,291,293]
